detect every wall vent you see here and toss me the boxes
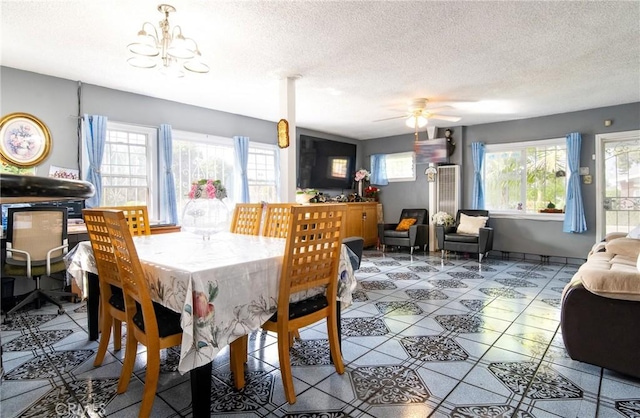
[437,165,460,216]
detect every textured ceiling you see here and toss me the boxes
[1,1,639,140]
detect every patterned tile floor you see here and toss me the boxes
[1,249,640,417]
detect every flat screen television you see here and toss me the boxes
[298,135,357,190]
[414,138,449,164]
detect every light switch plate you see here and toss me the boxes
[579,167,589,175]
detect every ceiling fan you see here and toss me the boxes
[375,98,462,128]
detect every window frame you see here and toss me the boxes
[101,121,159,219]
[484,137,566,221]
[385,151,416,182]
[246,140,280,203]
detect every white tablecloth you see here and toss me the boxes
[64,231,356,373]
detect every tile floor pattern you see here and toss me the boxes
[1,250,640,417]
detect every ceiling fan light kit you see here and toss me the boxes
[127,4,209,76]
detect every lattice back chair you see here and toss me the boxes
[103,210,182,418]
[103,205,151,236]
[230,203,263,235]
[261,203,295,238]
[261,204,347,404]
[3,207,76,319]
[82,209,128,369]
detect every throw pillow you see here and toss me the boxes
[628,225,640,239]
[456,213,488,236]
[396,218,417,231]
[605,237,640,259]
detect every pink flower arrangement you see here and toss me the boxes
[354,168,371,182]
[188,179,227,200]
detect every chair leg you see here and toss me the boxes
[327,312,344,375]
[479,253,484,263]
[38,291,64,311]
[113,319,122,351]
[278,331,296,404]
[441,250,445,259]
[117,332,138,394]
[381,244,386,253]
[410,246,414,255]
[94,311,113,367]
[6,290,41,317]
[139,345,160,418]
[230,335,247,389]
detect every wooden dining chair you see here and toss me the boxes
[82,209,129,370]
[230,203,263,235]
[102,210,183,418]
[260,203,347,404]
[103,205,151,236]
[261,203,295,238]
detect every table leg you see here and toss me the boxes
[87,273,99,341]
[190,361,212,416]
[230,335,248,389]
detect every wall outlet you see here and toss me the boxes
[579,167,589,175]
[583,175,592,184]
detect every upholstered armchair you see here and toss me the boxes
[378,209,429,254]
[436,209,493,262]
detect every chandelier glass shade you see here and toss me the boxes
[127,4,209,77]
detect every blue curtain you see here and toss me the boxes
[471,142,485,209]
[159,124,178,224]
[370,154,389,186]
[233,136,250,203]
[82,114,107,208]
[563,132,587,233]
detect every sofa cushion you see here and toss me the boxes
[456,213,488,236]
[396,218,416,231]
[605,237,640,259]
[573,251,640,301]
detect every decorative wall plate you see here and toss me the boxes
[277,119,289,148]
[0,112,52,168]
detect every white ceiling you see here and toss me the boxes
[1,1,639,140]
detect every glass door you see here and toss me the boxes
[596,130,640,239]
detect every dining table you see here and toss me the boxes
[64,230,357,415]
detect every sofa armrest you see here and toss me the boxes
[478,227,494,254]
[409,224,428,249]
[378,223,399,245]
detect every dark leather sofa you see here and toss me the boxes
[561,281,640,378]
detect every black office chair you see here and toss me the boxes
[3,206,77,318]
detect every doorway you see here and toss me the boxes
[595,130,640,240]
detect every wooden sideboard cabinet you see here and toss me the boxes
[345,202,380,248]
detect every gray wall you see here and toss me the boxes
[0,66,362,176]
[364,103,640,259]
[3,66,639,260]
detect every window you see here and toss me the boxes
[172,131,279,217]
[102,123,157,214]
[385,151,416,182]
[484,138,567,214]
[247,143,279,203]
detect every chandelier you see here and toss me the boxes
[127,4,209,77]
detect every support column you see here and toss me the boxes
[279,76,300,203]
[428,164,437,253]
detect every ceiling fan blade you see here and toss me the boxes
[424,105,453,113]
[373,115,408,122]
[427,114,462,122]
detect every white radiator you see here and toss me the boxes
[437,165,460,216]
